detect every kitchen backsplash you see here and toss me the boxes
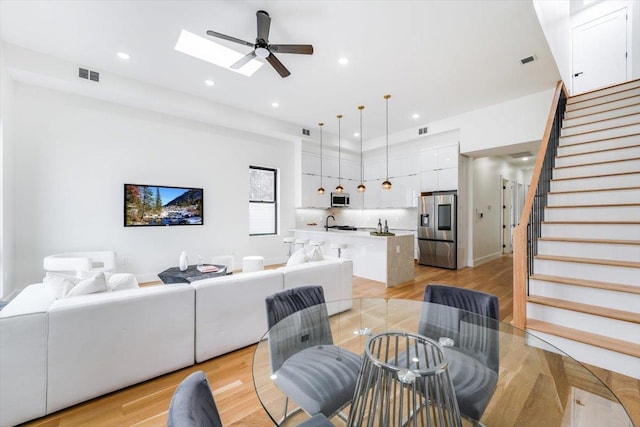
[295,208,418,231]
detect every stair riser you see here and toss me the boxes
[555,145,640,167]
[568,80,640,105]
[527,303,640,344]
[565,96,640,119]
[567,87,640,112]
[544,205,640,222]
[559,123,640,145]
[533,258,639,285]
[529,279,640,312]
[557,134,640,156]
[547,188,640,206]
[537,240,640,263]
[561,113,640,137]
[525,329,640,379]
[542,223,640,240]
[553,159,640,179]
[550,173,640,192]
[563,103,640,128]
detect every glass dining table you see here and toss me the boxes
[252,298,633,427]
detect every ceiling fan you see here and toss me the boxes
[206,10,313,78]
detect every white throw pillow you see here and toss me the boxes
[43,273,76,299]
[287,247,308,266]
[307,246,324,262]
[66,272,108,297]
[104,273,139,291]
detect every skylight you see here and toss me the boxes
[174,30,263,77]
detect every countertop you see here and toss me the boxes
[291,228,416,237]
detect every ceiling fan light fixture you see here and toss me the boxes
[255,47,270,58]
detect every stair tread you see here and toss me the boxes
[568,95,640,118]
[548,186,640,194]
[562,112,640,132]
[543,220,640,224]
[552,171,640,182]
[546,202,640,208]
[528,295,640,324]
[568,79,640,102]
[554,156,640,170]
[557,143,640,159]
[563,101,640,123]
[560,122,640,138]
[530,274,640,295]
[526,319,640,358]
[534,254,640,269]
[537,237,640,245]
[559,132,640,148]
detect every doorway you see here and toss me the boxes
[572,7,628,94]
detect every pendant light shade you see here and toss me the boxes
[317,122,325,194]
[357,105,366,192]
[382,94,392,190]
[335,114,344,194]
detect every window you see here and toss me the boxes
[249,166,277,235]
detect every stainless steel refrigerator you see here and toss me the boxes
[418,191,457,269]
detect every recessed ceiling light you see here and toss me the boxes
[205,80,215,86]
[338,57,349,65]
[522,157,528,161]
[354,132,360,137]
[174,30,263,77]
[412,113,420,119]
[272,102,279,108]
[117,52,130,60]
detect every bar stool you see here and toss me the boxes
[283,237,295,257]
[295,238,309,251]
[330,242,347,258]
[309,240,325,248]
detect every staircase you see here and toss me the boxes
[524,79,640,380]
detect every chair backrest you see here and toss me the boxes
[167,371,223,427]
[43,251,116,277]
[265,285,333,372]
[421,284,500,372]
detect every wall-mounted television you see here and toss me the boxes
[124,184,203,227]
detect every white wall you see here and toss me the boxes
[472,157,524,265]
[9,83,297,290]
[533,0,572,89]
[0,46,15,298]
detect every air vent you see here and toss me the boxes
[302,128,310,136]
[418,127,428,135]
[510,151,533,159]
[520,55,536,65]
[78,67,99,82]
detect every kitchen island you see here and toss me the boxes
[292,229,415,287]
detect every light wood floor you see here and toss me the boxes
[21,256,639,426]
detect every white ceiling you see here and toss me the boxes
[0,0,559,149]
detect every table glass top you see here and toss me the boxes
[252,298,632,426]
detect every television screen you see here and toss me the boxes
[124,184,203,227]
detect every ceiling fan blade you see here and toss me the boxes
[256,10,271,42]
[206,30,254,48]
[266,53,291,78]
[231,51,257,69]
[269,44,314,55]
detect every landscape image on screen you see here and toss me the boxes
[124,184,203,226]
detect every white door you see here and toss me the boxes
[572,8,628,94]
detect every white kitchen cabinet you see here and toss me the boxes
[419,144,458,172]
[344,179,364,209]
[341,158,361,181]
[301,152,321,175]
[364,159,384,181]
[324,156,340,178]
[364,179,382,209]
[420,170,438,192]
[419,148,439,171]
[438,167,458,191]
[300,174,330,208]
[389,153,419,177]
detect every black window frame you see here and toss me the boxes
[249,165,278,236]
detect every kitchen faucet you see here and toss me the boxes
[325,215,335,231]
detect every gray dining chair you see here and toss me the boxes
[265,285,361,422]
[167,370,223,427]
[420,284,500,424]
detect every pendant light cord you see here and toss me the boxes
[385,96,389,180]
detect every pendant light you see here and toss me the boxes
[317,122,325,194]
[357,105,366,192]
[382,94,392,190]
[335,114,344,193]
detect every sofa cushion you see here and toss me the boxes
[65,273,108,297]
[307,246,324,262]
[287,247,308,266]
[104,273,139,292]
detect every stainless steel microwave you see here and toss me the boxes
[331,192,350,207]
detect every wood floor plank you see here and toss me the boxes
[18,256,640,426]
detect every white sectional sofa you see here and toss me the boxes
[0,257,353,427]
